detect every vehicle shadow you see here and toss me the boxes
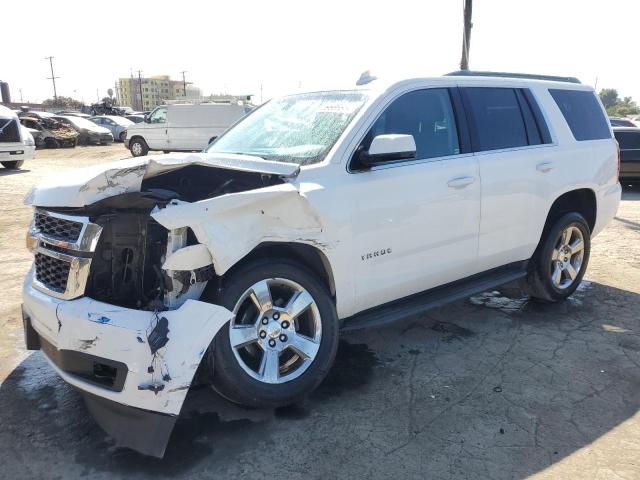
[0,168,31,177]
[0,281,639,479]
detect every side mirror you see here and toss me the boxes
[144,116,151,123]
[360,134,416,167]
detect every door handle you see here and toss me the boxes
[536,162,554,173]
[447,176,475,189]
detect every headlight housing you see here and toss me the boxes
[23,136,35,147]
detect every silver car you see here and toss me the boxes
[89,115,134,142]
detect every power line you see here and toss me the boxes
[45,56,59,101]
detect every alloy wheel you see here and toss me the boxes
[229,278,322,384]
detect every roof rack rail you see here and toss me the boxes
[445,70,581,84]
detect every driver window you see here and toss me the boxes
[149,107,167,124]
[352,88,460,169]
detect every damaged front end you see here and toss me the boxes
[21,153,313,457]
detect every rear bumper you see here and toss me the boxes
[21,269,232,456]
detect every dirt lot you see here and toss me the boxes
[1,145,639,479]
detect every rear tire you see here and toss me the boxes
[522,212,591,302]
[129,137,148,157]
[208,258,339,408]
[1,161,24,169]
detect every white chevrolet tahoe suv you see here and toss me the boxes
[21,71,621,457]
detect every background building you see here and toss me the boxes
[117,75,201,110]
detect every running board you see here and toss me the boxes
[340,261,528,332]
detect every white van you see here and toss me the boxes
[0,105,35,169]
[124,103,251,157]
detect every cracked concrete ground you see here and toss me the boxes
[1,145,639,479]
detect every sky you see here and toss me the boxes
[2,0,639,105]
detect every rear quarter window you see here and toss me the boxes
[549,89,611,141]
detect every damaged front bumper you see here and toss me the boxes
[22,271,232,457]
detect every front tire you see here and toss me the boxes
[1,161,24,169]
[523,212,591,302]
[209,258,339,407]
[119,131,126,142]
[129,137,148,157]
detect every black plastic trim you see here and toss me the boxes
[449,87,472,154]
[522,89,553,144]
[341,260,528,332]
[21,306,41,351]
[39,335,128,392]
[81,390,177,458]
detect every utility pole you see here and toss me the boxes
[45,56,59,101]
[180,70,187,97]
[137,70,144,111]
[19,89,23,103]
[459,0,473,71]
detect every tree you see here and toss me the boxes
[42,96,83,110]
[599,88,619,110]
[599,89,639,117]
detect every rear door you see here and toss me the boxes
[460,86,554,271]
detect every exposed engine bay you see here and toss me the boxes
[44,165,286,311]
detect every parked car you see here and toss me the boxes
[19,116,78,148]
[609,117,637,127]
[18,110,56,119]
[55,111,91,119]
[125,103,251,156]
[613,126,640,181]
[89,115,134,142]
[0,105,35,169]
[125,114,145,124]
[53,115,114,145]
[21,71,621,457]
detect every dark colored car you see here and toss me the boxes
[614,127,640,181]
[125,114,146,124]
[610,117,637,127]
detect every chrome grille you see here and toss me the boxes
[34,253,71,293]
[29,210,102,300]
[34,212,83,242]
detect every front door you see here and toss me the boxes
[349,88,481,311]
[144,106,169,150]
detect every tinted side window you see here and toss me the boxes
[353,88,460,167]
[549,89,611,141]
[614,131,640,150]
[463,88,528,151]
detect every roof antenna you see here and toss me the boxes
[356,70,378,86]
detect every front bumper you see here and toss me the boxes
[22,270,232,456]
[0,145,35,161]
[124,138,131,149]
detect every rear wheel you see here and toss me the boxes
[129,137,148,157]
[522,212,590,302]
[1,161,24,169]
[209,259,339,407]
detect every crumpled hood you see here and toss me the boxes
[24,152,300,208]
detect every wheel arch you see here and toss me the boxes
[537,188,597,251]
[221,241,337,299]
